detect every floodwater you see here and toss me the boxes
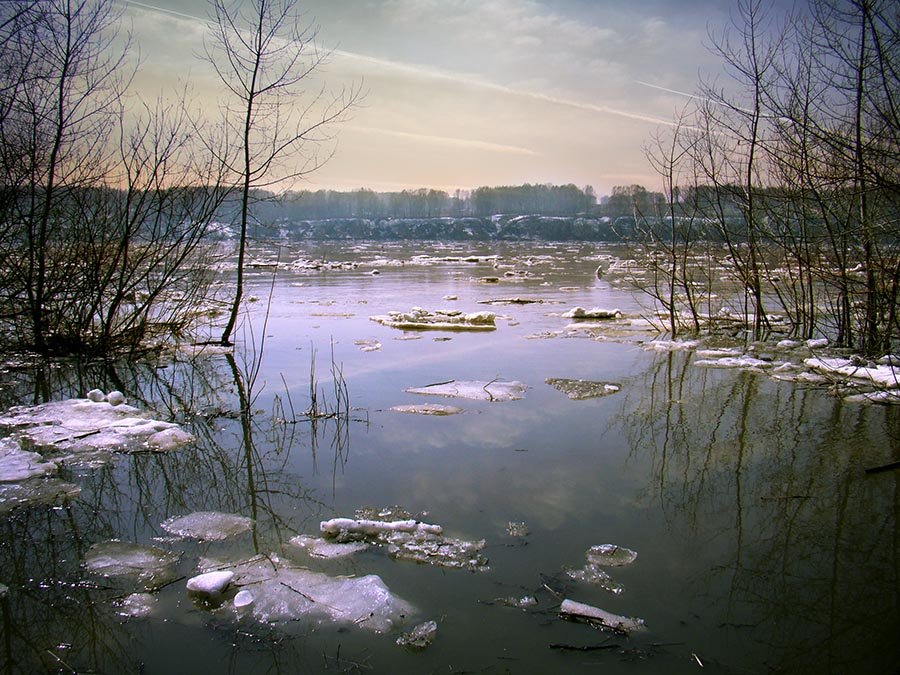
[0,241,898,674]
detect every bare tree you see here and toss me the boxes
[203,0,361,346]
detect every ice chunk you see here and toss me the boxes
[562,307,622,320]
[0,439,58,482]
[390,404,463,416]
[777,339,800,349]
[405,379,526,402]
[354,339,382,352]
[106,391,126,406]
[370,307,496,331]
[233,589,254,608]
[844,390,900,405]
[565,564,624,593]
[186,570,234,596]
[0,398,193,460]
[86,389,106,402]
[160,511,252,541]
[805,357,900,388]
[113,592,156,618]
[321,509,489,572]
[806,338,829,349]
[494,595,537,608]
[694,356,772,369]
[546,378,621,400]
[0,478,81,514]
[396,620,437,650]
[586,544,638,566]
[146,428,194,451]
[289,534,369,558]
[320,517,442,537]
[219,556,412,632]
[84,541,178,588]
[642,340,700,352]
[559,598,645,633]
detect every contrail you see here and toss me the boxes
[634,79,700,100]
[122,1,676,127]
[348,126,540,157]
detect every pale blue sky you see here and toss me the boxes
[121,0,788,196]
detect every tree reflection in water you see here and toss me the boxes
[620,350,900,674]
[0,345,358,674]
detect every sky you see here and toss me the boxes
[120,0,752,197]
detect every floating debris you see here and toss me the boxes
[559,599,645,634]
[405,379,527,402]
[389,404,463,416]
[160,511,253,542]
[546,379,621,400]
[397,620,437,650]
[479,298,545,305]
[84,541,179,589]
[370,307,496,331]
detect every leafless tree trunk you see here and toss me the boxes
[203,0,361,346]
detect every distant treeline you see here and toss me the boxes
[240,183,601,220]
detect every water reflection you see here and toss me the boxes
[622,351,900,674]
[0,346,357,674]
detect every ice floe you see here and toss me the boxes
[84,541,179,588]
[389,404,463,416]
[370,307,496,331]
[320,508,489,572]
[289,534,369,559]
[405,379,526,402]
[0,397,194,462]
[805,357,900,388]
[642,339,700,352]
[586,544,638,566]
[160,511,253,541]
[0,438,58,482]
[210,555,413,632]
[559,599,645,634]
[354,339,382,352]
[546,378,621,400]
[694,356,773,369]
[562,307,622,320]
[0,478,81,515]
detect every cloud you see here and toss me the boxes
[348,126,540,157]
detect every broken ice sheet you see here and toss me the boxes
[160,511,253,541]
[0,398,194,463]
[546,378,621,400]
[212,556,413,633]
[288,534,369,559]
[84,541,179,589]
[370,307,496,331]
[405,379,527,402]
[396,620,437,650]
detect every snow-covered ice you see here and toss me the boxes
[0,438,57,482]
[289,534,369,558]
[84,540,179,588]
[805,357,900,388]
[559,598,645,634]
[389,404,463,416]
[370,307,496,331]
[186,570,234,596]
[562,307,622,320]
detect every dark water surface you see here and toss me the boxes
[0,242,898,674]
